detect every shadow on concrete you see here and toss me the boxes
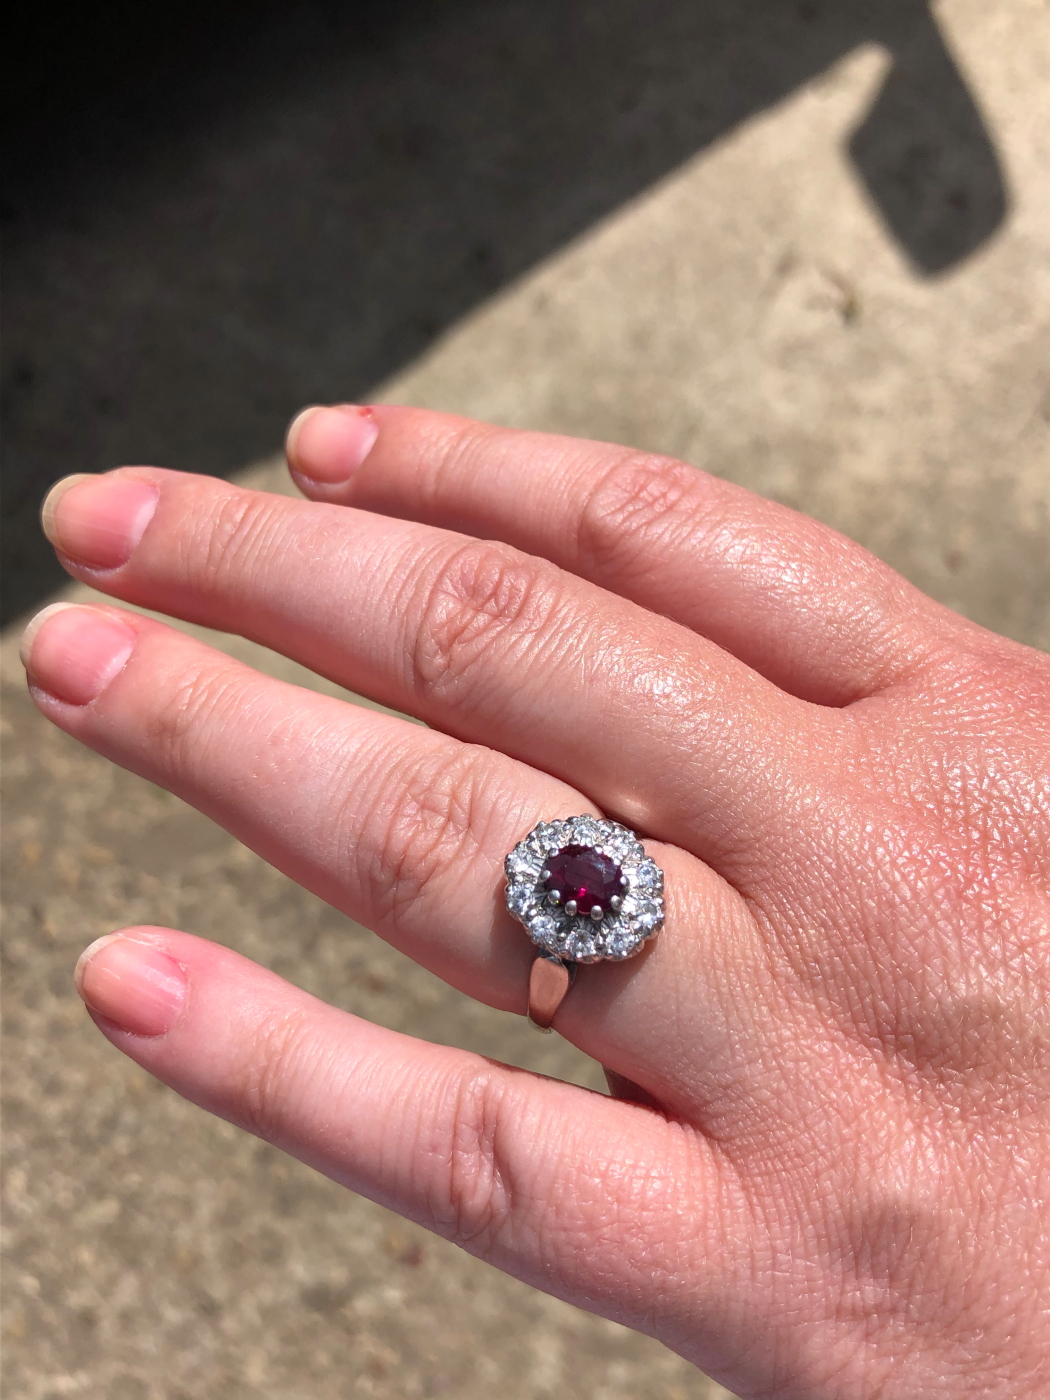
[2,0,1007,625]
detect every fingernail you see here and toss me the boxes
[76,933,187,1037]
[21,603,137,706]
[286,404,379,483]
[42,472,160,568]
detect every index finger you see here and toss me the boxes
[288,404,945,706]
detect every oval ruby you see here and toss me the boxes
[542,844,623,915]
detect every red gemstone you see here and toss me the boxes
[543,844,622,914]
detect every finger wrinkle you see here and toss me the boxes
[413,1059,520,1257]
[420,417,512,513]
[575,450,703,583]
[190,486,297,605]
[235,1004,320,1145]
[409,539,565,700]
[357,739,498,923]
[143,656,248,776]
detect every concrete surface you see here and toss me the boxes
[2,0,1019,625]
[3,2,1048,1398]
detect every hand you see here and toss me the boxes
[23,405,1050,1399]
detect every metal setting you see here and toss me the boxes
[527,954,577,1032]
[505,816,665,966]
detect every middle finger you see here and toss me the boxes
[43,468,839,876]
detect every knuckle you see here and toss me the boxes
[576,452,707,579]
[934,642,1050,721]
[145,659,249,774]
[192,487,287,596]
[366,741,494,920]
[430,1064,517,1255]
[422,419,505,505]
[412,540,561,697]
[237,1009,314,1142]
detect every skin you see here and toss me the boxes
[22,403,1050,1399]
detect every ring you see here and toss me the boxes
[504,816,665,1030]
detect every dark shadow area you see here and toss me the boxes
[2,0,1007,624]
[847,15,1006,275]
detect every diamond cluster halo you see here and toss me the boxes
[504,816,664,963]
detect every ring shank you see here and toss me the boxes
[528,954,574,1031]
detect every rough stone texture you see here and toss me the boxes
[380,13,1049,655]
[2,2,1048,1398]
[4,0,1039,625]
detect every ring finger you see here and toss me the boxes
[22,601,767,1115]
